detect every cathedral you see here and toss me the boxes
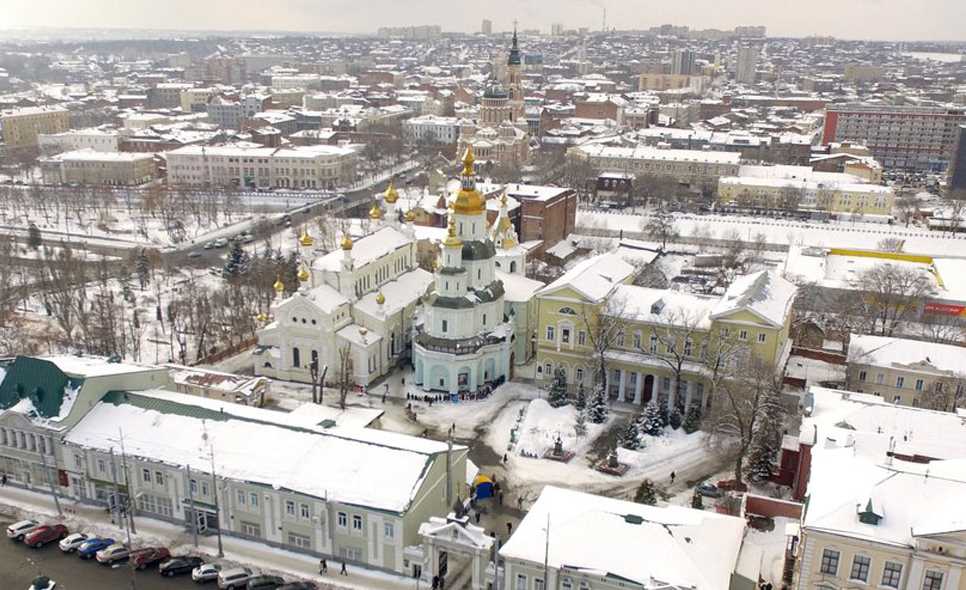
[413,146,516,394]
[458,27,530,166]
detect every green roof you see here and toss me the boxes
[0,356,81,419]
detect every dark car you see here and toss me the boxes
[695,481,723,498]
[158,555,204,577]
[277,583,318,590]
[24,525,69,548]
[76,537,115,560]
[247,575,286,590]
[130,546,170,570]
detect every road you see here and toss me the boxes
[0,522,196,590]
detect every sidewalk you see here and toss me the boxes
[0,485,419,590]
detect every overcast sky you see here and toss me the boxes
[3,0,965,42]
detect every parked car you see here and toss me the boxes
[24,525,69,548]
[247,575,285,590]
[188,251,203,258]
[159,556,204,577]
[217,567,254,589]
[130,546,170,569]
[213,238,229,248]
[7,520,41,541]
[28,576,56,590]
[95,542,130,564]
[58,533,89,553]
[277,583,318,590]
[76,537,115,559]
[192,563,223,583]
[203,241,216,250]
[695,481,723,498]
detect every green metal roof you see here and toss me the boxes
[0,356,80,419]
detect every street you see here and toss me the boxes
[0,522,196,590]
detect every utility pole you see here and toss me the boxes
[208,446,224,558]
[444,435,452,509]
[186,464,199,548]
[109,448,121,528]
[38,444,62,517]
[117,428,136,535]
[543,514,550,590]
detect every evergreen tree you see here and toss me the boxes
[574,407,588,438]
[135,250,150,290]
[669,407,683,430]
[283,251,300,291]
[27,223,42,249]
[682,404,702,434]
[118,264,134,303]
[691,492,704,510]
[575,385,587,412]
[746,388,784,482]
[634,479,657,505]
[588,384,609,424]
[640,404,664,437]
[547,367,569,408]
[620,416,642,450]
[657,404,670,428]
[223,239,251,280]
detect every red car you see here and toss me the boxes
[130,546,171,570]
[24,525,69,548]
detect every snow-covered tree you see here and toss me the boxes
[620,416,642,450]
[682,403,702,434]
[574,407,588,438]
[574,385,587,412]
[746,385,784,482]
[588,384,609,424]
[634,479,658,505]
[547,367,569,408]
[691,492,704,510]
[640,404,664,437]
[27,223,42,250]
[135,250,150,290]
[223,240,251,281]
[668,407,683,430]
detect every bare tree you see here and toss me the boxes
[581,294,629,394]
[877,237,905,252]
[856,263,936,336]
[641,211,679,252]
[921,374,966,413]
[635,306,706,412]
[336,345,354,410]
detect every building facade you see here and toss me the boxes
[403,115,461,144]
[569,143,741,186]
[0,106,71,149]
[41,149,158,186]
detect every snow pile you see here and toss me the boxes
[514,399,604,458]
[618,428,708,472]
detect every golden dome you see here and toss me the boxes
[500,191,508,206]
[384,179,399,204]
[443,219,463,248]
[369,202,383,220]
[502,237,517,249]
[273,275,285,294]
[453,187,486,215]
[256,311,269,323]
[498,215,512,233]
[461,145,475,176]
[340,233,353,250]
[297,265,310,283]
[298,227,314,248]
[375,291,385,305]
[404,209,416,222]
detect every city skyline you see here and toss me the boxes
[3,0,966,42]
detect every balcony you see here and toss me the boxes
[414,325,512,355]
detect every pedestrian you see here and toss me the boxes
[475,511,481,524]
[0,472,6,486]
[499,492,504,505]
[670,471,676,484]
[432,575,439,589]
[340,562,348,576]
[506,521,513,536]
[502,453,508,463]
[319,558,327,574]
[383,383,388,403]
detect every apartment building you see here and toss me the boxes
[846,334,965,408]
[823,104,966,171]
[147,82,194,109]
[38,126,122,153]
[503,183,577,256]
[165,143,357,189]
[535,253,796,407]
[403,115,461,144]
[950,125,966,194]
[180,87,218,113]
[206,94,271,129]
[0,105,71,148]
[569,143,741,186]
[41,149,158,186]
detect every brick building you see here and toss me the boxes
[503,183,577,256]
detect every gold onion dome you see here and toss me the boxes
[298,227,314,247]
[256,311,269,323]
[443,219,463,248]
[273,275,285,294]
[340,233,353,250]
[383,179,399,204]
[369,201,384,220]
[405,209,416,222]
[453,146,486,215]
[375,291,386,305]
[297,265,310,283]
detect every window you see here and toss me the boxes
[881,562,902,588]
[546,326,555,341]
[285,500,296,516]
[352,515,363,531]
[142,468,151,483]
[896,376,905,388]
[516,574,528,590]
[288,532,311,549]
[543,363,552,376]
[153,471,163,486]
[299,503,310,519]
[237,490,246,505]
[859,370,867,382]
[241,521,261,537]
[74,454,84,469]
[684,339,693,356]
[337,512,348,528]
[562,328,571,344]
[820,548,840,575]
[850,555,870,582]
[757,333,766,343]
[876,373,884,384]
[923,571,943,590]
[915,379,924,391]
[442,320,448,333]
[535,579,545,590]
[201,482,209,496]
[250,492,259,508]
[578,331,586,346]
[292,347,300,368]
[650,335,658,354]
[576,368,584,383]
[561,579,573,590]
[384,522,394,539]
[739,330,748,341]
[189,479,198,496]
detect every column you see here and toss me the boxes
[618,370,626,402]
[907,557,925,589]
[946,565,962,590]
[633,372,643,405]
[683,380,692,409]
[668,376,677,410]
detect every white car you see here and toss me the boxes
[217,567,253,589]
[6,520,40,541]
[192,563,222,583]
[58,533,88,553]
[95,543,129,564]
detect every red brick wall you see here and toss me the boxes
[575,101,618,121]
[744,494,803,520]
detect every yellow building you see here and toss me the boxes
[534,252,797,409]
[41,149,158,186]
[0,105,71,149]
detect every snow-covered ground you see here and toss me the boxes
[742,516,795,586]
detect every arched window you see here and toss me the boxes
[558,307,577,315]
[292,347,301,368]
[509,260,517,273]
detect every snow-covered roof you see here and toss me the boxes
[43,355,159,378]
[539,252,636,302]
[165,365,266,399]
[496,271,544,303]
[847,334,966,376]
[354,268,433,318]
[313,226,413,273]
[711,270,797,328]
[503,183,571,202]
[65,395,459,513]
[573,143,742,165]
[500,486,745,589]
[613,284,718,329]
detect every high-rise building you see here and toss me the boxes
[481,19,492,35]
[671,49,695,75]
[551,23,564,36]
[823,104,966,171]
[949,125,966,195]
[736,45,758,84]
